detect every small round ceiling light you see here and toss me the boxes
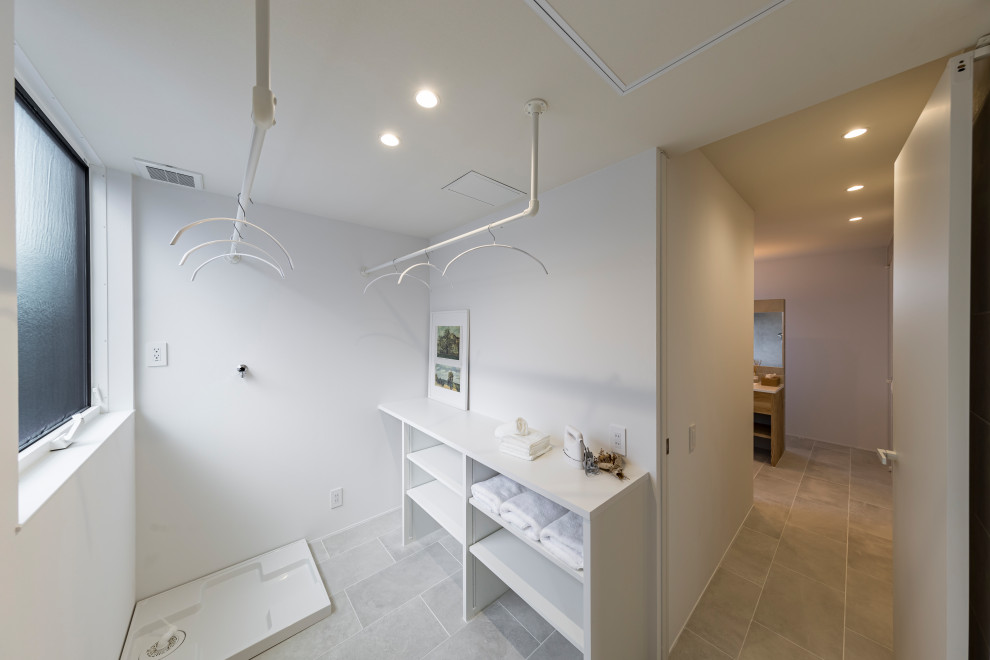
[849,216,863,222]
[415,89,439,109]
[380,133,400,147]
[844,128,868,139]
[847,184,864,192]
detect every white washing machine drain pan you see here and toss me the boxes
[120,539,331,660]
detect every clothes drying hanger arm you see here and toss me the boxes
[361,99,547,277]
[440,225,549,277]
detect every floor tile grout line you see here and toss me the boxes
[842,450,852,660]
[314,591,361,660]
[419,593,455,639]
[749,620,828,660]
[733,442,810,658]
[343,555,459,631]
[497,595,548,646]
[376,534,400,565]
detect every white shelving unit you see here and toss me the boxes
[469,497,584,582]
[471,529,584,648]
[382,398,651,660]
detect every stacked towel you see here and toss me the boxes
[539,511,585,570]
[470,475,526,516]
[499,490,569,541]
[496,419,551,460]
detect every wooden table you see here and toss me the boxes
[754,384,785,466]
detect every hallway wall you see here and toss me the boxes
[755,247,890,450]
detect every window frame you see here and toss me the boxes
[13,80,92,453]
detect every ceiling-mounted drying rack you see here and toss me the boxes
[361,99,550,288]
[169,0,294,281]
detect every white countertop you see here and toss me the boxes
[753,383,784,394]
[379,398,647,519]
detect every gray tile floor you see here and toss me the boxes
[670,437,894,660]
[253,510,582,660]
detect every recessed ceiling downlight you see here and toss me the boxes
[415,90,439,108]
[849,216,863,222]
[847,184,864,192]
[380,133,400,147]
[844,128,868,139]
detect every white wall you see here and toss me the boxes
[428,148,659,654]
[133,178,428,598]
[663,149,754,646]
[755,247,890,450]
[13,416,136,659]
[0,0,17,650]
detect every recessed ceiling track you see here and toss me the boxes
[524,0,794,96]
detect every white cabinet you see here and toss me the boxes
[382,398,651,659]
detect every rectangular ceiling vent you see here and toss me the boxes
[442,171,524,206]
[134,158,204,190]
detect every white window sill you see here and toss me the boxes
[16,410,134,530]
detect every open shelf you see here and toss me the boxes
[469,497,584,583]
[408,444,463,496]
[471,529,584,651]
[407,480,465,541]
[753,423,772,439]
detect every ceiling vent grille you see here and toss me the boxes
[134,158,204,190]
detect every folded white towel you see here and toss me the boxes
[499,442,552,461]
[470,475,526,516]
[500,434,550,455]
[539,511,585,570]
[499,491,569,541]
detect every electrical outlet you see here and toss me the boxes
[146,342,167,367]
[609,424,626,456]
[330,488,343,509]
[689,424,697,453]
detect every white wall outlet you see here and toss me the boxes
[330,488,343,509]
[689,423,697,453]
[609,424,626,456]
[146,342,167,367]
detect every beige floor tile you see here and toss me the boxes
[849,499,892,541]
[754,472,800,507]
[743,500,790,539]
[739,622,819,660]
[804,461,850,486]
[754,565,845,660]
[845,628,894,659]
[797,476,849,509]
[685,568,762,657]
[847,529,892,584]
[752,460,764,478]
[787,497,848,544]
[850,448,878,466]
[851,460,892,483]
[813,441,852,454]
[850,475,892,509]
[760,453,808,485]
[773,523,847,591]
[669,628,732,659]
[846,568,893,650]
[786,436,814,457]
[721,527,778,586]
[810,449,851,471]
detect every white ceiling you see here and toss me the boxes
[13,0,990,244]
[702,57,947,260]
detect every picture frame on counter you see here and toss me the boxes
[429,309,469,410]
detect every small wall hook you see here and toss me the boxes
[237,364,248,379]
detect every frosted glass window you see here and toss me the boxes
[14,83,89,451]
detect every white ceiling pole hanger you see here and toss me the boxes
[361,98,548,278]
[441,223,548,277]
[169,0,294,281]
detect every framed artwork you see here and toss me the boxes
[429,310,469,410]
